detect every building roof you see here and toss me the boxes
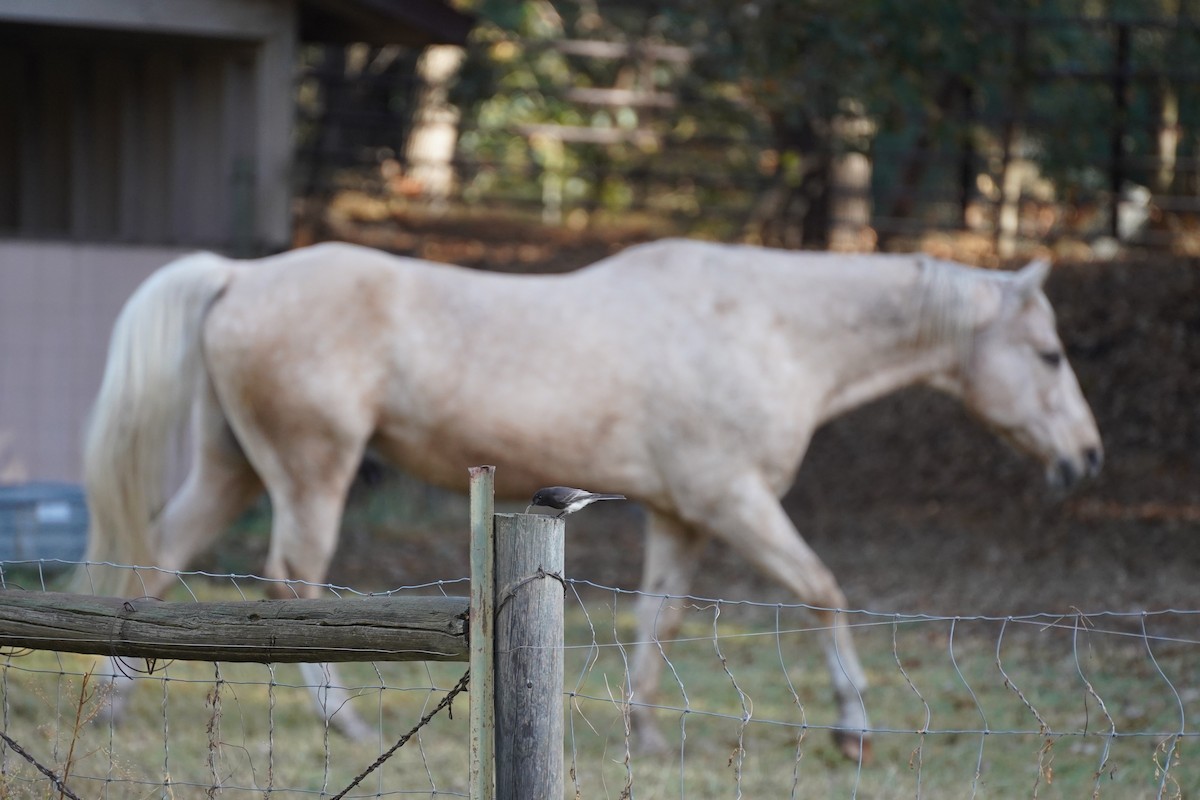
[299,0,474,46]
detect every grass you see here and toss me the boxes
[0,581,1195,799]
[562,594,1196,799]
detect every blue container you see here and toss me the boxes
[0,482,89,564]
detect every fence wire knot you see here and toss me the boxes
[496,566,566,617]
[329,668,471,800]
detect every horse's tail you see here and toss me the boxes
[73,253,235,597]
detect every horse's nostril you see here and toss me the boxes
[1057,458,1077,488]
[1084,446,1103,475]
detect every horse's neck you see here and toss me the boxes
[818,340,957,421]
[804,261,971,423]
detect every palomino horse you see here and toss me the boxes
[80,239,1102,757]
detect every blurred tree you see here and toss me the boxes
[445,0,1200,249]
[455,0,1015,245]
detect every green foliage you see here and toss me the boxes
[448,0,1200,238]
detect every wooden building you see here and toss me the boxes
[0,0,471,482]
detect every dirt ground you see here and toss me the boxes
[303,213,1200,617]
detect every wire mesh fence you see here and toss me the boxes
[562,580,1197,799]
[0,564,474,799]
[0,563,1195,798]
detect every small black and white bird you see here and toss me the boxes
[525,486,626,518]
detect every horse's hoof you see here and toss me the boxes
[832,730,874,765]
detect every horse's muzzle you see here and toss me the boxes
[1050,445,1103,490]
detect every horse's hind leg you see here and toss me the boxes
[266,480,375,741]
[629,510,707,754]
[155,409,265,592]
[102,398,263,724]
[245,426,374,742]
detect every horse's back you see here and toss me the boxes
[191,239,958,500]
[195,242,716,497]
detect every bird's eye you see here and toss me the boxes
[1038,350,1062,368]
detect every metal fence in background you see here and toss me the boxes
[293,10,1200,260]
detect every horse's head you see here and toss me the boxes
[958,259,1103,489]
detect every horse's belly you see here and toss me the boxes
[368,418,573,500]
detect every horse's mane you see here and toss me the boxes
[913,256,992,366]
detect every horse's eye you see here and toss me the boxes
[1039,350,1062,368]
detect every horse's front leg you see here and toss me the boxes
[629,511,706,754]
[679,475,871,763]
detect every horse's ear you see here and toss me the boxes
[1011,258,1051,301]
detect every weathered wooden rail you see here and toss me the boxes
[0,591,469,663]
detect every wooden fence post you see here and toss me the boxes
[468,466,496,800]
[494,512,565,800]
